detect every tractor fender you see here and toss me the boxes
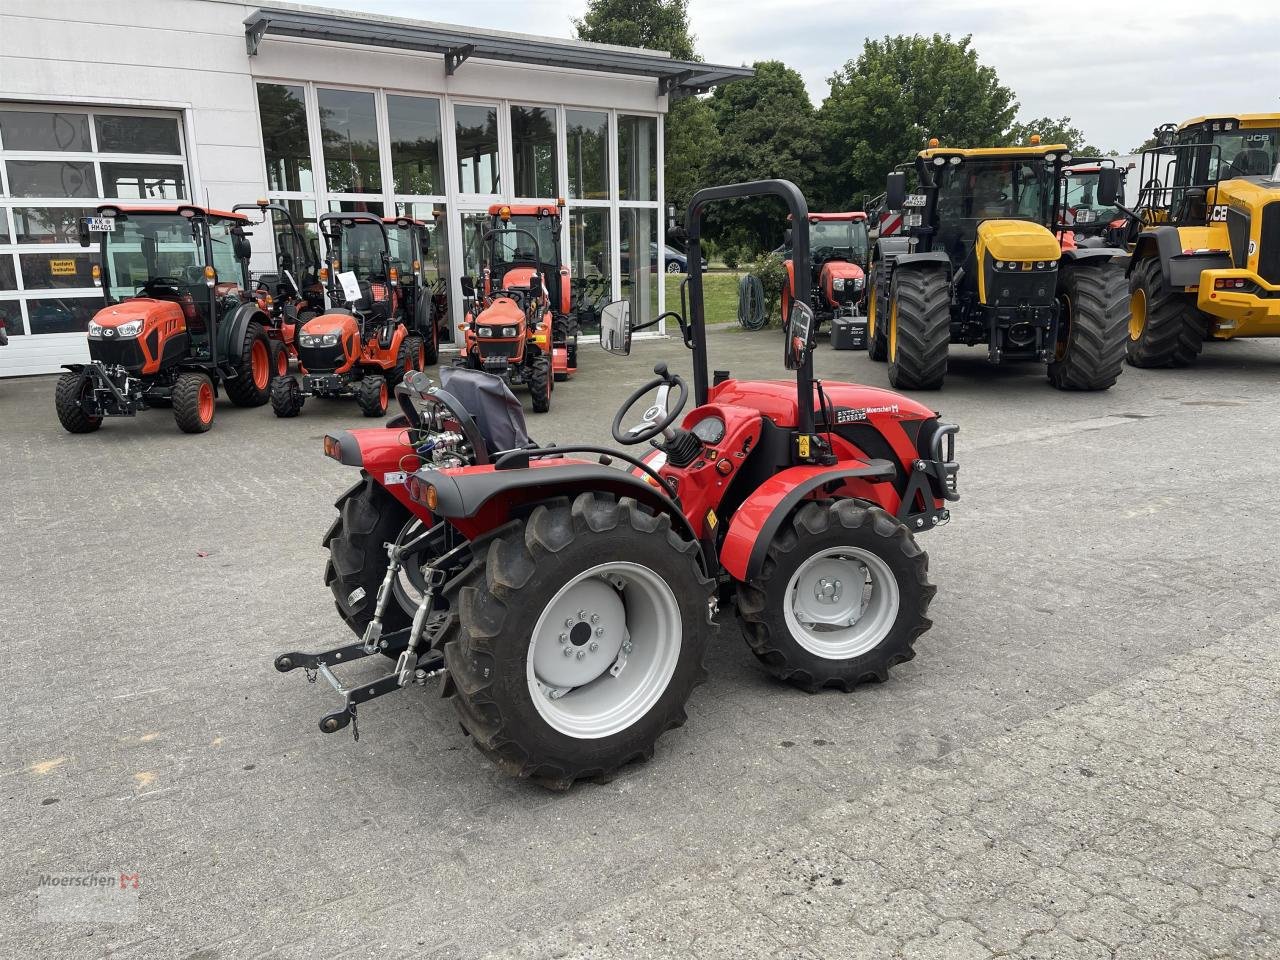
[418,461,700,548]
[1128,227,1231,287]
[719,461,897,583]
[323,427,429,515]
[889,251,951,275]
[217,302,270,361]
[1059,247,1126,268]
[874,235,911,263]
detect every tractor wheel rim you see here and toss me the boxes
[379,382,388,409]
[1055,294,1072,361]
[888,298,899,362]
[251,340,270,389]
[1129,287,1147,341]
[418,344,425,368]
[198,382,214,422]
[868,281,877,337]
[527,561,681,739]
[783,546,899,660]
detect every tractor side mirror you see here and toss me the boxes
[599,300,632,356]
[885,171,907,211]
[784,301,815,371]
[1096,167,1124,207]
[232,231,252,262]
[77,218,91,248]
[460,275,475,298]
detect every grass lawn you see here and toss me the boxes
[664,270,773,326]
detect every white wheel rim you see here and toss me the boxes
[527,561,681,739]
[783,546,899,660]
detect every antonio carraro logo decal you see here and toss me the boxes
[835,404,900,424]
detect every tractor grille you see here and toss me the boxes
[298,343,345,373]
[1227,208,1251,270]
[1260,202,1280,285]
[476,340,520,361]
[988,270,1056,306]
[88,338,146,370]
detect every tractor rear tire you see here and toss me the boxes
[1047,262,1128,391]
[736,499,934,692]
[54,372,102,434]
[1125,256,1204,368]
[529,357,551,413]
[866,264,888,361]
[172,372,215,433]
[887,266,950,390]
[271,376,304,417]
[225,321,273,407]
[422,324,439,367]
[356,375,388,418]
[443,493,713,789]
[324,477,414,639]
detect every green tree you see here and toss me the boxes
[572,0,696,60]
[663,96,719,217]
[818,34,1018,208]
[704,60,821,253]
[1004,115,1101,156]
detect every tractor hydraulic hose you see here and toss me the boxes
[737,273,768,330]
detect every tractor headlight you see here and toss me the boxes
[477,326,495,338]
[116,319,145,338]
[501,326,517,337]
[87,321,105,339]
[833,278,846,291]
[852,277,864,290]
[300,332,339,347]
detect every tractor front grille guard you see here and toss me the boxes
[895,422,959,532]
[274,524,469,739]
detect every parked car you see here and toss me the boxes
[618,241,708,275]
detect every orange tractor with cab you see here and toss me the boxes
[781,212,870,344]
[457,203,577,412]
[55,204,276,434]
[271,212,425,419]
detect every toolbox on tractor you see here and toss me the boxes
[54,204,277,434]
[270,212,426,419]
[276,179,960,789]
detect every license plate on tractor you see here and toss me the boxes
[86,217,116,233]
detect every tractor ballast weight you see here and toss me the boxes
[276,179,961,789]
[866,143,1130,391]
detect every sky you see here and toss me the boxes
[330,0,1279,154]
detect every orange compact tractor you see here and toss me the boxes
[781,212,870,343]
[55,204,275,434]
[457,203,577,412]
[385,214,448,367]
[1056,160,1128,251]
[271,212,425,419]
[234,200,324,375]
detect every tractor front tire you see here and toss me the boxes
[54,372,102,434]
[271,376,304,417]
[736,500,934,692]
[443,493,712,789]
[529,357,551,413]
[866,264,888,361]
[395,335,424,385]
[1047,262,1128,391]
[356,375,389,417]
[1125,256,1204,368]
[225,321,273,407]
[887,266,950,390]
[172,372,215,433]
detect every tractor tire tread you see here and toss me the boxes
[887,266,950,390]
[1126,256,1205,368]
[1047,262,1128,391]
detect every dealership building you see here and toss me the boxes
[0,0,750,376]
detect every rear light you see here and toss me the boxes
[323,435,342,461]
[1214,278,1250,290]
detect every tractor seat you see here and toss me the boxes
[439,366,534,456]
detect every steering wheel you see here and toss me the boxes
[140,276,184,296]
[611,362,688,445]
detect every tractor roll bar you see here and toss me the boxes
[684,179,812,435]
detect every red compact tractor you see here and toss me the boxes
[1056,160,1129,251]
[275,180,960,788]
[781,212,870,344]
[456,203,577,412]
[234,200,325,375]
[55,204,276,434]
[385,213,447,366]
[271,212,425,419]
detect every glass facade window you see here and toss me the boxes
[0,111,91,152]
[566,110,608,201]
[0,299,23,336]
[0,254,16,290]
[258,83,314,193]
[0,213,9,244]
[568,208,611,333]
[12,207,95,244]
[511,106,558,198]
[101,162,187,200]
[19,251,100,290]
[26,296,99,335]
[94,115,181,155]
[6,160,97,198]
[455,104,500,195]
[318,88,381,194]
[620,208,658,323]
[388,95,444,196]
[327,199,384,216]
[618,115,657,202]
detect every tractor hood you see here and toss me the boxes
[709,379,935,428]
[976,220,1060,262]
[301,311,359,337]
[475,297,525,328]
[92,298,185,333]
